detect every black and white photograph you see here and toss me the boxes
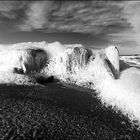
[0,0,140,139]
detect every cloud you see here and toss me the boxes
[18,1,128,35]
[0,1,26,19]
[124,1,140,32]
[107,1,140,48]
[19,1,56,31]
[0,1,132,35]
[1,1,140,52]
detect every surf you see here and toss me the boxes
[0,41,140,125]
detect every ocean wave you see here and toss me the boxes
[0,41,140,125]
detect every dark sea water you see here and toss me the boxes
[0,83,140,139]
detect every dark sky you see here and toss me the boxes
[0,1,140,54]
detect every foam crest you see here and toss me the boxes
[91,56,140,124]
[0,41,140,124]
[42,44,140,124]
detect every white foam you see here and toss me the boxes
[105,46,120,78]
[0,41,140,124]
[42,44,140,124]
[93,58,140,124]
[0,71,36,85]
[0,48,47,74]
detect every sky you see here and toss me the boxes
[0,1,140,54]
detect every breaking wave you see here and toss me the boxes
[41,43,140,124]
[0,41,140,125]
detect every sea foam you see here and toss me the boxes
[42,43,140,124]
[0,41,140,124]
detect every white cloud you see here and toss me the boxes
[106,1,140,48]
[18,1,128,34]
[20,1,51,30]
[0,1,26,19]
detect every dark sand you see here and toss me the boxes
[0,83,140,139]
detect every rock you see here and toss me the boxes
[35,75,54,84]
